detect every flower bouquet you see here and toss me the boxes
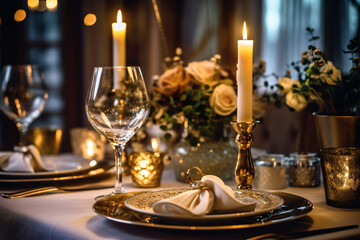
[260,28,360,150]
[272,28,360,115]
[150,49,238,147]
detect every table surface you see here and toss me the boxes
[0,163,359,240]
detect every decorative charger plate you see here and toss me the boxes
[125,189,284,221]
[0,160,114,183]
[0,154,98,178]
[93,191,313,230]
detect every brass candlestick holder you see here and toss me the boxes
[231,121,257,190]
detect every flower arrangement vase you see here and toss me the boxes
[169,139,237,182]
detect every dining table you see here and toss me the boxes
[0,158,359,240]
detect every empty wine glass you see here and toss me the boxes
[85,66,149,197]
[0,65,48,147]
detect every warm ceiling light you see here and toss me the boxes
[46,0,57,11]
[28,0,39,10]
[14,9,26,22]
[84,13,97,26]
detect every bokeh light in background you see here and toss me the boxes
[84,13,97,26]
[27,0,39,10]
[14,9,26,22]
[27,0,57,12]
[46,0,58,11]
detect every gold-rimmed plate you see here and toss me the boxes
[125,189,284,222]
[0,154,97,178]
[93,191,313,230]
[0,161,114,184]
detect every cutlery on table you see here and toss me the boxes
[1,184,113,199]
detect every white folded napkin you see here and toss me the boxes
[152,175,257,216]
[0,145,46,173]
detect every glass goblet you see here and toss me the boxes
[85,66,149,197]
[0,65,48,147]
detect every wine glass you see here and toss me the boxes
[85,66,150,196]
[0,65,48,147]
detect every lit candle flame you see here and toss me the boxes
[117,10,123,23]
[86,139,95,157]
[151,138,160,152]
[243,21,247,40]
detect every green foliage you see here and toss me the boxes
[259,29,359,115]
[149,59,237,147]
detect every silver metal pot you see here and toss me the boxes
[313,114,360,148]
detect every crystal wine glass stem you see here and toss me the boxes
[112,143,125,194]
[17,123,28,146]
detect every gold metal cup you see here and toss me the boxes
[231,121,257,190]
[26,127,63,155]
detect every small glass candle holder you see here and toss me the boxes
[70,127,105,161]
[253,154,287,190]
[287,153,321,187]
[320,147,360,208]
[26,127,63,155]
[128,151,164,188]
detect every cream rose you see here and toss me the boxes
[278,77,300,93]
[186,60,219,86]
[310,61,341,85]
[153,65,191,97]
[285,91,307,112]
[210,84,237,116]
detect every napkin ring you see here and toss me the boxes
[187,167,209,190]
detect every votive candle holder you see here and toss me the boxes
[320,147,360,208]
[128,152,164,187]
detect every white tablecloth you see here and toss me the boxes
[0,165,359,240]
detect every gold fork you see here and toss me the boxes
[1,184,113,199]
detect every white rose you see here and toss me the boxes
[285,91,307,112]
[186,60,219,86]
[210,84,237,116]
[310,61,341,85]
[278,77,300,93]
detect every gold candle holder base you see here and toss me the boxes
[231,121,257,190]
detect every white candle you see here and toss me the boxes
[237,22,253,122]
[112,10,126,66]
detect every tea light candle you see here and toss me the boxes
[129,152,164,188]
[85,139,95,158]
[151,137,161,156]
[287,153,321,187]
[320,147,360,208]
[112,10,126,66]
[253,154,287,190]
[237,22,253,122]
[70,128,105,161]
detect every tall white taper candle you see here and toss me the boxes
[237,22,253,122]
